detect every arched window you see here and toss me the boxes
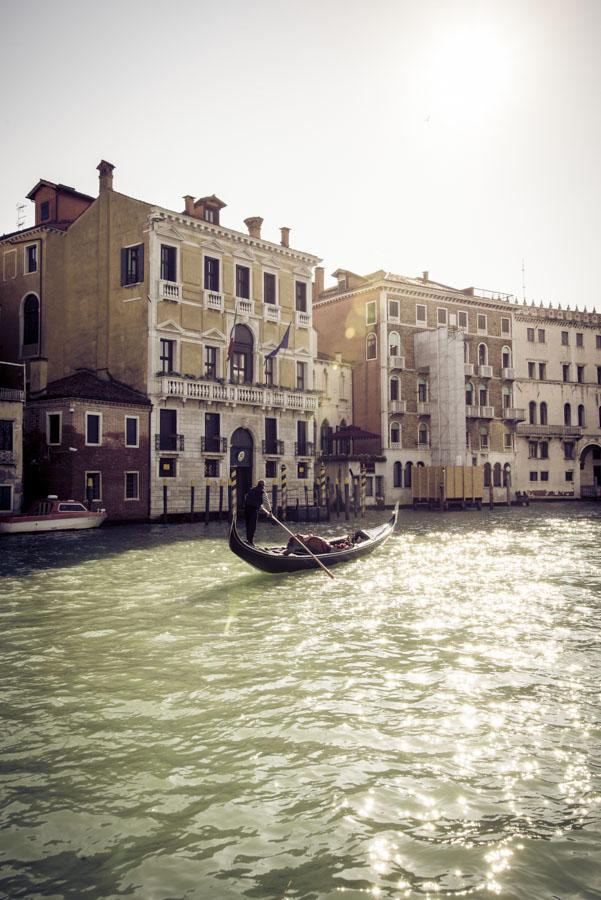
[502,346,512,369]
[483,462,491,487]
[478,343,488,366]
[540,401,548,425]
[480,426,489,449]
[479,384,488,407]
[464,341,470,363]
[578,404,586,427]
[393,461,402,487]
[503,464,511,487]
[418,423,429,446]
[493,462,502,487]
[390,376,399,401]
[529,401,537,425]
[388,331,401,357]
[418,378,428,402]
[230,324,254,384]
[366,332,377,360]
[502,386,512,409]
[390,422,400,445]
[22,293,40,354]
[320,419,332,453]
[564,403,572,426]
[466,382,474,407]
[404,461,413,487]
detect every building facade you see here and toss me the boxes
[0,362,26,514]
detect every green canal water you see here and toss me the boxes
[1,503,600,900]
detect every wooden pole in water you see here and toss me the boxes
[280,464,287,521]
[219,482,224,520]
[190,483,195,522]
[229,468,237,523]
[163,484,168,523]
[344,477,350,521]
[204,484,210,525]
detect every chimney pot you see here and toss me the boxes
[314,266,325,299]
[280,226,290,248]
[244,216,263,239]
[97,159,115,192]
[422,270,429,282]
[183,195,195,216]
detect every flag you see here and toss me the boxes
[226,307,238,362]
[264,321,291,367]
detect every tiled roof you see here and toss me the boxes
[32,370,151,406]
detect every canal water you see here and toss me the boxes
[1,503,600,900]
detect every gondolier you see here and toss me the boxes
[244,480,271,545]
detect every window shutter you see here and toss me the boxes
[121,248,127,285]
[138,244,144,282]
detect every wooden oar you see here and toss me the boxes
[260,507,335,579]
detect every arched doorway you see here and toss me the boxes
[580,443,601,498]
[230,427,254,509]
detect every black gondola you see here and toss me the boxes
[229,504,398,574]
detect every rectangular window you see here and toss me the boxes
[121,244,144,286]
[528,362,536,379]
[529,441,538,459]
[576,332,584,347]
[204,458,219,478]
[265,460,277,479]
[85,413,101,446]
[297,461,309,479]
[540,441,549,459]
[365,476,374,497]
[565,470,573,482]
[538,363,546,380]
[160,245,177,282]
[501,317,510,335]
[562,364,570,382]
[159,457,176,478]
[295,281,307,312]
[205,346,217,379]
[0,484,12,511]
[235,264,250,299]
[204,412,221,452]
[264,355,274,386]
[458,310,468,330]
[125,471,139,500]
[296,361,307,391]
[480,432,489,450]
[265,417,278,455]
[0,419,13,451]
[527,327,535,342]
[204,256,220,291]
[297,420,307,455]
[416,304,427,325]
[564,442,574,459]
[125,416,139,448]
[529,471,538,482]
[26,244,38,273]
[538,328,546,343]
[597,335,601,350]
[159,408,178,451]
[40,201,50,222]
[540,471,549,482]
[597,365,601,385]
[477,314,487,333]
[85,471,101,500]
[504,433,513,450]
[160,338,175,374]
[437,307,447,326]
[388,299,400,321]
[366,301,377,325]
[263,272,276,304]
[561,331,569,346]
[46,412,61,446]
[577,365,585,383]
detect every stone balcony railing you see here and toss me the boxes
[0,450,16,465]
[236,298,255,316]
[158,280,181,302]
[389,355,405,370]
[389,399,407,414]
[0,388,25,402]
[502,367,516,380]
[296,311,311,329]
[502,407,526,421]
[478,364,493,378]
[263,304,280,323]
[156,376,318,411]
[516,423,583,439]
[464,363,474,377]
[204,290,224,312]
[417,401,431,415]
[466,405,495,419]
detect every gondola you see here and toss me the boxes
[229,504,398,574]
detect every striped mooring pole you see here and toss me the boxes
[319,462,326,507]
[229,468,237,523]
[360,462,366,517]
[280,464,287,521]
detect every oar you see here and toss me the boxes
[260,506,335,579]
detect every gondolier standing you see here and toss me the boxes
[244,480,271,545]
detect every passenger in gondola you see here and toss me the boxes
[244,480,271,545]
[284,533,334,555]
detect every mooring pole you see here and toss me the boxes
[190,482,195,522]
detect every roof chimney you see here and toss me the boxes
[97,160,115,193]
[313,266,325,300]
[422,270,429,283]
[244,216,263,239]
[280,226,290,248]
[183,195,195,216]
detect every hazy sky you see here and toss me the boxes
[1,0,600,308]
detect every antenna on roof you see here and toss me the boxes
[16,202,26,231]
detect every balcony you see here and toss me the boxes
[466,405,495,419]
[516,423,583,439]
[155,434,185,452]
[478,365,493,378]
[236,298,255,317]
[0,388,25,402]
[262,439,284,456]
[389,440,402,450]
[390,399,407,415]
[480,405,495,419]
[263,304,280,323]
[417,401,431,415]
[158,279,181,302]
[389,355,405,370]
[466,404,479,418]
[296,311,311,329]
[204,290,224,312]
[295,442,315,457]
[503,407,525,421]
[156,375,318,412]
[201,436,227,454]
[464,363,474,377]
[0,450,15,465]
[502,367,515,380]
